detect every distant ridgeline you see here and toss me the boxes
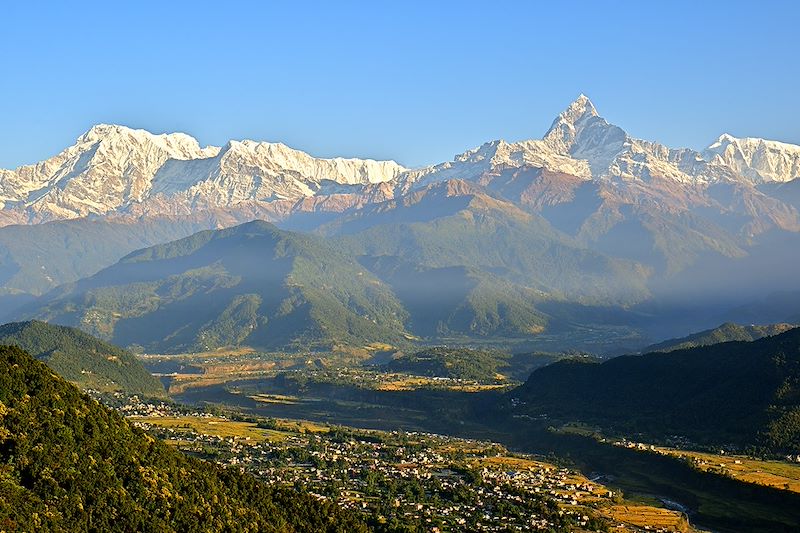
[506,327,800,454]
[0,320,165,398]
[643,322,797,353]
[0,345,370,532]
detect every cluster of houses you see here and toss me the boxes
[119,396,676,532]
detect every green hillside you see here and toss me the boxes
[385,347,510,382]
[28,221,409,353]
[508,327,800,453]
[0,345,369,532]
[0,321,164,398]
[645,322,796,353]
[329,180,650,338]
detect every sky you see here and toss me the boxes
[1,0,798,169]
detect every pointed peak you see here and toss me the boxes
[560,93,598,123]
[542,94,604,153]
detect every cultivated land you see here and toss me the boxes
[151,351,800,533]
[645,446,800,493]
[141,348,520,396]
[126,396,696,532]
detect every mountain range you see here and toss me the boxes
[4,95,799,226]
[26,221,410,353]
[643,322,797,353]
[4,95,800,349]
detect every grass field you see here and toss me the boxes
[132,415,289,442]
[139,346,259,359]
[249,393,300,405]
[270,418,329,434]
[653,446,800,493]
[603,505,690,531]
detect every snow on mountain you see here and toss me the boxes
[2,97,800,226]
[395,139,591,193]
[703,133,800,183]
[150,139,405,207]
[0,125,405,222]
[401,95,800,191]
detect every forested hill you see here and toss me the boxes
[384,347,510,382]
[0,345,370,532]
[644,322,796,353]
[0,320,164,398]
[508,327,800,453]
[26,220,410,353]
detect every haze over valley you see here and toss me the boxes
[2,2,800,531]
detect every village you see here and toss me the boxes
[117,395,693,532]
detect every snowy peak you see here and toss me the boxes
[3,98,800,226]
[78,124,219,159]
[0,124,407,222]
[555,93,599,125]
[704,133,800,183]
[542,94,627,160]
[403,94,800,191]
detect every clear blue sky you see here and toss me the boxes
[1,1,798,169]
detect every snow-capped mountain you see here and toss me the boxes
[703,133,800,184]
[0,124,405,223]
[401,94,800,191]
[4,96,800,346]
[1,94,799,231]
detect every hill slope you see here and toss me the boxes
[508,327,800,453]
[328,179,650,340]
[27,220,409,353]
[645,322,797,353]
[0,320,164,397]
[0,345,369,532]
[384,347,510,383]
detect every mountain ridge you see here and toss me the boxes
[508,326,800,453]
[4,96,800,347]
[0,124,406,223]
[3,95,800,227]
[25,220,411,353]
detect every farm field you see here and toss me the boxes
[651,446,800,493]
[126,398,698,532]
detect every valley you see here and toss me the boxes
[120,393,693,532]
[131,337,800,532]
